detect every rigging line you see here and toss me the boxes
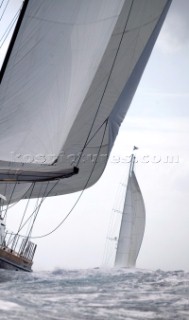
[27,198,41,239]
[76,0,134,167]
[0,0,5,9]
[54,117,108,166]
[5,198,34,248]
[23,182,49,237]
[16,182,35,235]
[73,117,108,167]
[1,182,34,214]
[80,117,108,150]
[12,181,60,234]
[0,8,19,42]
[24,119,109,240]
[0,0,28,83]
[5,183,49,248]
[3,179,18,219]
[5,183,40,248]
[38,181,50,204]
[0,0,9,21]
[0,9,20,47]
[1,200,18,214]
[23,206,39,245]
[15,180,50,232]
[25,196,40,236]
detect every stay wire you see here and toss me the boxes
[0,0,9,21]
[4,179,18,219]
[0,0,5,9]
[25,182,50,238]
[16,182,35,235]
[1,181,37,215]
[5,183,35,248]
[70,118,107,166]
[17,181,51,233]
[27,200,40,239]
[25,196,39,237]
[0,9,20,47]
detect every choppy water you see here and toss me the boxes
[0,268,189,320]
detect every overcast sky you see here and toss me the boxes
[1,0,189,272]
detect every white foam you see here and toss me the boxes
[0,300,20,311]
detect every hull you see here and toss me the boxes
[0,247,32,272]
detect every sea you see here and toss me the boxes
[0,268,188,320]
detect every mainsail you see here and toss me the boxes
[0,0,172,203]
[114,155,145,268]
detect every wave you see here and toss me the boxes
[0,268,188,320]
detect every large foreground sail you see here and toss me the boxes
[0,0,172,202]
[114,164,145,268]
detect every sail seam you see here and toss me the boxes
[25,14,121,26]
[113,16,160,37]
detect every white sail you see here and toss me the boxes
[114,168,145,268]
[0,0,172,202]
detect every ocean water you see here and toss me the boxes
[0,268,188,320]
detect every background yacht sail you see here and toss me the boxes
[0,0,172,202]
[114,169,146,268]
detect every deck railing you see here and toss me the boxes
[0,231,37,261]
